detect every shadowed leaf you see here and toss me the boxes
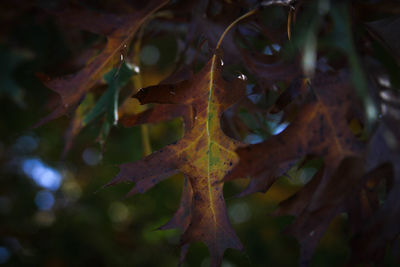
[225,71,367,263]
[108,53,246,266]
[35,0,169,127]
[349,124,400,265]
[61,62,135,155]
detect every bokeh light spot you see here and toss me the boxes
[0,247,10,264]
[82,148,101,166]
[34,190,55,211]
[140,45,160,66]
[228,202,251,224]
[22,158,62,191]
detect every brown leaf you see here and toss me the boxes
[225,71,366,263]
[108,54,246,266]
[120,104,194,132]
[35,0,169,127]
[276,157,365,266]
[226,71,364,190]
[348,125,400,265]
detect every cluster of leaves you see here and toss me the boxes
[28,0,400,266]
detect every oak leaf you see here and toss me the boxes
[108,53,246,266]
[225,72,367,263]
[348,124,400,264]
[35,0,169,127]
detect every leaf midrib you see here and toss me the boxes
[206,55,218,226]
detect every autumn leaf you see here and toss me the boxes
[226,72,364,190]
[35,0,169,127]
[225,71,368,262]
[275,158,365,266]
[107,51,246,265]
[348,124,400,264]
[102,8,263,265]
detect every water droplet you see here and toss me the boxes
[132,64,140,74]
[237,74,247,81]
[169,91,176,95]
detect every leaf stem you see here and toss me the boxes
[215,8,258,50]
